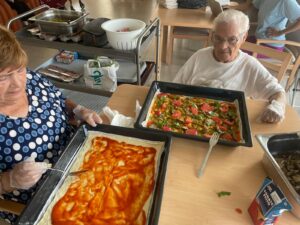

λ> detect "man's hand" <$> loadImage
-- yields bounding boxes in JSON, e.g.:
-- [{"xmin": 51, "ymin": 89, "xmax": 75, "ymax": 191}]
[{"xmin": 266, "ymin": 27, "xmax": 283, "ymax": 37}]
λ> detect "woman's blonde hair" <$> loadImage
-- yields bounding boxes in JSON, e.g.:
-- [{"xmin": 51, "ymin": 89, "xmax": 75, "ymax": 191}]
[{"xmin": 0, "ymin": 25, "xmax": 28, "ymax": 71}]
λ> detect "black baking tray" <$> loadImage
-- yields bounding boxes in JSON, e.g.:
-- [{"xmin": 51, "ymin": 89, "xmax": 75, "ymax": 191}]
[
  {"xmin": 16, "ymin": 124, "xmax": 171, "ymax": 225},
  {"xmin": 135, "ymin": 81, "xmax": 252, "ymax": 147}
]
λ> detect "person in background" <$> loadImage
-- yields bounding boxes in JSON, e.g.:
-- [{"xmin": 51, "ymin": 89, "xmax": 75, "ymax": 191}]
[
  {"xmin": 173, "ymin": 9, "xmax": 286, "ymax": 124},
  {"xmin": 0, "ymin": 25, "xmax": 102, "ymax": 223},
  {"xmin": 5, "ymin": 0, "xmax": 30, "ymax": 15},
  {"xmin": 39, "ymin": 0, "xmax": 67, "ymax": 8},
  {"xmin": 246, "ymin": 0, "xmax": 300, "ymax": 50}
]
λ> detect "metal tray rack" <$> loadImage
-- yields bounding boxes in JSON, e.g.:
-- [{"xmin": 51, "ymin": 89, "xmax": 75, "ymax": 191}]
[
  {"xmin": 16, "ymin": 124, "xmax": 171, "ymax": 225},
  {"xmin": 135, "ymin": 81, "xmax": 253, "ymax": 147}
]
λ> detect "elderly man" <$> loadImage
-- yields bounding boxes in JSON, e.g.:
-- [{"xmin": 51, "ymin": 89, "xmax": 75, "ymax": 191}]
[{"xmin": 173, "ymin": 9, "xmax": 286, "ymax": 124}]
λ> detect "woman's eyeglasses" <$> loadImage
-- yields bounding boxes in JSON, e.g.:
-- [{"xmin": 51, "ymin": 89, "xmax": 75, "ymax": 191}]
[{"xmin": 212, "ymin": 33, "xmax": 244, "ymax": 46}]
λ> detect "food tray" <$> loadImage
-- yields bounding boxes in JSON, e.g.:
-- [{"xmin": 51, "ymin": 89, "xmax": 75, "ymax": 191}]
[
  {"xmin": 28, "ymin": 9, "xmax": 87, "ymax": 35},
  {"xmin": 17, "ymin": 124, "xmax": 171, "ymax": 224},
  {"xmin": 256, "ymin": 133, "xmax": 300, "ymax": 218},
  {"xmin": 34, "ymin": 57, "xmax": 147, "ymax": 83},
  {"xmin": 135, "ymin": 81, "xmax": 252, "ymax": 147}
]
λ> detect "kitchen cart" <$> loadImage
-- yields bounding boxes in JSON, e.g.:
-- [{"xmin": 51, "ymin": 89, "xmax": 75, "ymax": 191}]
[{"xmin": 8, "ymin": 5, "xmax": 160, "ymax": 97}]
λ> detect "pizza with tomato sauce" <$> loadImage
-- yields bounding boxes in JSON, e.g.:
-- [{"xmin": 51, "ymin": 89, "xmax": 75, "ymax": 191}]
[
  {"xmin": 37, "ymin": 131, "xmax": 165, "ymax": 225},
  {"xmin": 145, "ymin": 92, "xmax": 243, "ymax": 142}
]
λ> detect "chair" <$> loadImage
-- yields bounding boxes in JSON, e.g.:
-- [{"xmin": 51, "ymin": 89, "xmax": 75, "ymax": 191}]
[
  {"xmin": 256, "ymin": 39, "xmax": 300, "ymax": 92},
  {"xmin": 241, "ymin": 41, "xmax": 293, "ymax": 88},
  {"xmin": 166, "ymin": 27, "xmax": 212, "ymax": 64},
  {"xmin": 0, "ymin": 0, "xmax": 23, "ymax": 32}
]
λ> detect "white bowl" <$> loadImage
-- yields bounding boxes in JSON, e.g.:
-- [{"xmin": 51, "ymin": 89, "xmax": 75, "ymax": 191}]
[{"xmin": 101, "ymin": 18, "xmax": 146, "ymax": 51}]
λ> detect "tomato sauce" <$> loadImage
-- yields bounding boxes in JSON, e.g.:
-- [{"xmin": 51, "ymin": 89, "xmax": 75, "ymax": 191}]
[{"xmin": 52, "ymin": 136, "xmax": 156, "ymax": 225}]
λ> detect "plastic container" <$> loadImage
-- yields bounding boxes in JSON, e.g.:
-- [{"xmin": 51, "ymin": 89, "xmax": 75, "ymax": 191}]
[{"xmin": 101, "ymin": 18, "xmax": 146, "ymax": 51}]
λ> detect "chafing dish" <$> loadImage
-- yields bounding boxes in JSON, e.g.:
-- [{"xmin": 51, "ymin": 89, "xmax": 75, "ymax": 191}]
[
  {"xmin": 256, "ymin": 132, "xmax": 300, "ymax": 219},
  {"xmin": 28, "ymin": 8, "xmax": 88, "ymax": 35}
]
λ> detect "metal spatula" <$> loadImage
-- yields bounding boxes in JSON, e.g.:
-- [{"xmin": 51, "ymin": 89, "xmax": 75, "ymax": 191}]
[{"xmin": 197, "ymin": 132, "xmax": 220, "ymax": 177}]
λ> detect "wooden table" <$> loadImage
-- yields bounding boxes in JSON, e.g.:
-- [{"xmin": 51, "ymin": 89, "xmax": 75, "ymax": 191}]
[
  {"xmin": 152, "ymin": 6, "xmax": 214, "ymax": 64},
  {"xmin": 152, "ymin": 1, "xmax": 253, "ymax": 65},
  {"xmin": 107, "ymin": 84, "xmax": 300, "ymax": 225}
]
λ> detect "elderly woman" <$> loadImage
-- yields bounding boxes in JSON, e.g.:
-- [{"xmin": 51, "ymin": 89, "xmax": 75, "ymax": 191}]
[
  {"xmin": 173, "ymin": 9, "xmax": 286, "ymax": 124},
  {"xmin": 0, "ymin": 25, "xmax": 102, "ymax": 223}
]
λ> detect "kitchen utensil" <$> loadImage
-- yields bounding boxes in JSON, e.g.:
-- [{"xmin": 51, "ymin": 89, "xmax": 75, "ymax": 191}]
[
  {"xmin": 197, "ymin": 132, "xmax": 220, "ymax": 177},
  {"xmin": 47, "ymin": 167, "xmax": 88, "ymax": 176}
]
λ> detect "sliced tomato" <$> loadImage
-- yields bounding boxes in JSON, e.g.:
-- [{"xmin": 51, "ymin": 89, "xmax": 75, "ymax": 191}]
[
  {"xmin": 224, "ymin": 119, "xmax": 234, "ymax": 126},
  {"xmin": 157, "ymin": 93, "xmax": 167, "ymax": 97},
  {"xmin": 212, "ymin": 116, "xmax": 222, "ymax": 125},
  {"xmin": 185, "ymin": 116, "xmax": 193, "ymax": 124},
  {"xmin": 234, "ymin": 131, "xmax": 242, "ymax": 142},
  {"xmin": 218, "ymin": 125, "xmax": 227, "ymax": 131},
  {"xmin": 172, "ymin": 110, "xmax": 182, "ymax": 119},
  {"xmin": 161, "ymin": 102, "xmax": 167, "ymax": 109},
  {"xmin": 173, "ymin": 99, "xmax": 182, "ymax": 107},
  {"xmin": 190, "ymin": 106, "xmax": 198, "ymax": 115},
  {"xmin": 155, "ymin": 110, "xmax": 162, "ymax": 116},
  {"xmin": 185, "ymin": 129, "xmax": 198, "ymax": 136},
  {"xmin": 222, "ymin": 133, "xmax": 233, "ymax": 141},
  {"xmin": 220, "ymin": 105, "xmax": 229, "ymax": 112},
  {"xmin": 147, "ymin": 120, "xmax": 154, "ymax": 127},
  {"xmin": 201, "ymin": 103, "xmax": 214, "ymax": 112},
  {"xmin": 162, "ymin": 125, "xmax": 172, "ymax": 131}
]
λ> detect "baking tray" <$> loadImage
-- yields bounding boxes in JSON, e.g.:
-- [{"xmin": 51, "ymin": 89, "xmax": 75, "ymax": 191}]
[
  {"xmin": 135, "ymin": 81, "xmax": 252, "ymax": 147},
  {"xmin": 256, "ymin": 133, "xmax": 300, "ymax": 218},
  {"xmin": 34, "ymin": 57, "xmax": 147, "ymax": 83},
  {"xmin": 16, "ymin": 124, "xmax": 171, "ymax": 225}
]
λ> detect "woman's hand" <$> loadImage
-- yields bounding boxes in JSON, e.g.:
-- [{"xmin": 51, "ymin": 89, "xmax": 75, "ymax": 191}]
[
  {"xmin": 1, "ymin": 159, "xmax": 48, "ymax": 193},
  {"xmin": 73, "ymin": 105, "xmax": 102, "ymax": 127},
  {"xmin": 261, "ymin": 100, "xmax": 285, "ymax": 123}
]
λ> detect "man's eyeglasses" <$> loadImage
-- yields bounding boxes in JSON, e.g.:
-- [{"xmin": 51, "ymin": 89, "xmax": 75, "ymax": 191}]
[{"xmin": 212, "ymin": 33, "xmax": 244, "ymax": 46}]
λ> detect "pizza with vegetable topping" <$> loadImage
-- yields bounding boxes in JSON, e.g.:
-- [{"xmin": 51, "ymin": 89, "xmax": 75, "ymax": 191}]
[{"xmin": 144, "ymin": 92, "xmax": 243, "ymax": 142}]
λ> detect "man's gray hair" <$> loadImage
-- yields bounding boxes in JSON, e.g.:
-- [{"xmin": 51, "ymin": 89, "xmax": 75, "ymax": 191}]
[{"xmin": 213, "ymin": 9, "xmax": 250, "ymax": 34}]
